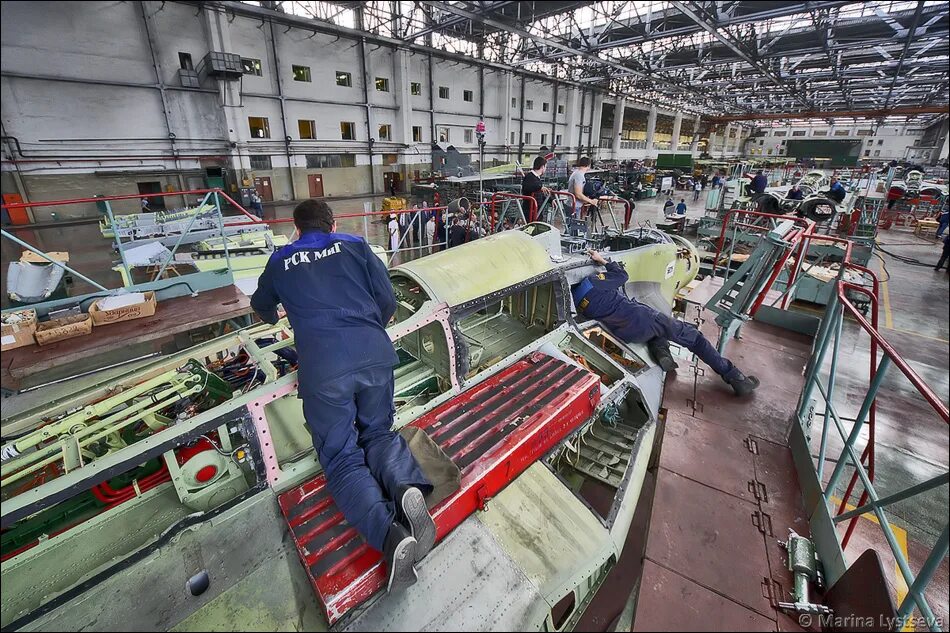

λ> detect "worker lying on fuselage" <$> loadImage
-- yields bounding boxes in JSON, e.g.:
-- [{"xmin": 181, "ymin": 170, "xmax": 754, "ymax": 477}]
[{"xmin": 572, "ymin": 250, "xmax": 760, "ymax": 396}]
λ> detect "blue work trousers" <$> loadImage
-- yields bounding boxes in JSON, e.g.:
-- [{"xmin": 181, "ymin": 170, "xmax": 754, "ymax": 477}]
[
  {"xmin": 605, "ymin": 301, "xmax": 739, "ymax": 381},
  {"xmin": 302, "ymin": 366, "xmax": 431, "ymax": 551}
]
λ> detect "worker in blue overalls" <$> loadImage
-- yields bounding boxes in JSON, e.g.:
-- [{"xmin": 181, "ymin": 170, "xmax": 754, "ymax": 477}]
[
  {"xmin": 572, "ymin": 250, "xmax": 760, "ymax": 396},
  {"xmin": 251, "ymin": 200, "xmax": 434, "ymax": 593}
]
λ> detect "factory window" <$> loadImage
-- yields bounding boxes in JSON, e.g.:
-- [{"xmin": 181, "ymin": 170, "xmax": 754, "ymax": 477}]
[
  {"xmin": 376, "ymin": 77, "xmax": 390, "ymax": 92},
  {"xmin": 378, "ymin": 124, "xmax": 392, "ymax": 141},
  {"xmin": 437, "ymin": 126, "xmax": 450, "ymax": 143},
  {"xmin": 540, "ymin": 133, "xmax": 548, "ymax": 146},
  {"xmin": 558, "ymin": 104, "xmax": 565, "ymax": 115},
  {"xmin": 512, "ymin": 97, "xmax": 517, "ymax": 108},
  {"xmin": 463, "ymin": 90, "xmax": 473, "ymax": 102},
  {"xmin": 867, "ymin": 139, "xmax": 874, "ymax": 144},
  {"xmin": 336, "ymin": 71, "xmax": 352, "ymax": 87},
  {"xmin": 877, "ymin": 139, "xmax": 884, "ymax": 146},
  {"xmin": 838, "ymin": 129, "xmax": 855, "ymax": 136},
  {"xmin": 411, "ymin": 82, "xmax": 421, "ymax": 96},
  {"xmin": 812, "ymin": 130, "xmax": 827, "ymax": 136},
  {"xmin": 298, "ymin": 119, "xmax": 316, "ymax": 139},
  {"xmin": 526, "ymin": 100, "xmax": 534, "ymax": 110},
  {"xmin": 249, "ymin": 155, "xmax": 272, "ymax": 170},
  {"xmin": 864, "ymin": 150, "xmax": 871, "ymax": 157},
  {"xmin": 464, "ymin": 129, "xmax": 473, "ymax": 143},
  {"xmin": 773, "ymin": 130, "xmax": 787, "ymax": 137},
  {"xmin": 383, "ymin": 154, "xmax": 398, "ymax": 166},
  {"xmin": 542, "ymin": 102, "xmax": 549, "ymax": 112},
  {"xmin": 791, "ymin": 130, "xmax": 806, "ymax": 137},
  {"xmin": 412, "ymin": 126, "xmax": 423, "ymax": 142},
  {"xmin": 874, "ymin": 150, "xmax": 881, "ymax": 157},
  {"xmin": 341, "ymin": 121, "xmax": 356, "ymax": 140},
  {"xmin": 248, "ymin": 117, "xmax": 271, "ymax": 138},
  {"xmin": 178, "ymin": 52, "xmax": 193, "ymax": 70},
  {"xmin": 306, "ymin": 154, "xmax": 356, "ymax": 168},
  {"xmin": 511, "ymin": 131, "xmax": 516, "ymax": 145},
  {"xmin": 241, "ymin": 58, "xmax": 262, "ymax": 76},
  {"xmin": 767, "ymin": 149, "xmax": 773, "ymax": 155},
  {"xmin": 555, "ymin": 134, "xmax": 562, "ymax": 145},
  {"xmin": 293, "ymin": 65, "xmax": 311, "ymax": 82},
  {"xmin": 524, "ymin": 132, "xmax": 532, "ymax": 144},
  {"xmin": 439, "ymin": 86, "xmax": 450, "ymax": 99},
  {"xmin": 856, "ymin": 129, "xmax": 873, "ymax": 136}
]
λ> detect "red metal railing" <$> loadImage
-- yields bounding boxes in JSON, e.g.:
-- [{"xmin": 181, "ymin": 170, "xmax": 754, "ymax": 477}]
[
  {"xmin": 0, "ymin": 188, "xmax": 261, "ymax": 224},
  {"xmin": 489, "ymin": 192, "xmax": 538, "ymax": 231},
  {"xmin": 597, "ymin": 196, "xmax": 634, "ymax": 230}
]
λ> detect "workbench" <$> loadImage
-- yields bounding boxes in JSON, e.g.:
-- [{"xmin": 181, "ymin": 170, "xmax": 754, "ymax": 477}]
[{"xmin": 1, "ymin": 286, "xmax": 254, "ymax": 392}]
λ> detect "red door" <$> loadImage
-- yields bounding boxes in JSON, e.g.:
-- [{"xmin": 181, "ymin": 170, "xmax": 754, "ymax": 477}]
[
  {"xmin": 308, "ymin": 174, "xmax": 325, "ymax": 198},
  {"xmin": 253, "ymin": 177, "xmax": 273, "ymax": 202}
]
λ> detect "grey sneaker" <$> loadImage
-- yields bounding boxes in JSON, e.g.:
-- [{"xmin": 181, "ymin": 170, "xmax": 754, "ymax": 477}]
[
  {"xmin": 383, "ymin": 522, "xmax": 418, "ymax": 593},
  {"xmin": 399, "ymin": 486, "xmax": 436, "ymax": 561}
]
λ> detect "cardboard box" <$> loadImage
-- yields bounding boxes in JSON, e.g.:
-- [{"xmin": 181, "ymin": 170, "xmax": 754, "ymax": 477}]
[
  {"xmin": 1, "ymin": 308, "xmax": 37, "ymax": 351},
  {"xmin": 35, "ymin": 313, "xmax": 93, "ymax": 346},
  {"xmin": 89, "ymin": 292, "xmax": 157, "ymax": 326}
]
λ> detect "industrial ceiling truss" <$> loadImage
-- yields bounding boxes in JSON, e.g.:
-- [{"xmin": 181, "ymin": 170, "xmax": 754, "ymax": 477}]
[{"xmin": 258, "ymin": 1, "xmax": 949, "ymax": 122}]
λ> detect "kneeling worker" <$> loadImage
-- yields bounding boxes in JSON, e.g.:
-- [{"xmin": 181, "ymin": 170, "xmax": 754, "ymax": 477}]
[
  {"xmin": 251, "ymin": 199, "xmax": 435, "ymax": 592},
  {"xmin": 573, "ymin": 250, "xmax": 760, "ymax": 396}
]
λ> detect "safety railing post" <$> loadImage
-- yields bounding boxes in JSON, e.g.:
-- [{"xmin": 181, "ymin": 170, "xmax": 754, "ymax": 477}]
[
  {"xmin": 212, "ymin": 191, "xmax": 232, "ymax": 277},
  {"xmin": 797, "ymin": 293, "xmax": 840, "ymax": 421},
  {"xmin": 816, "ymin": 303, "xmax": 844, "ymax": 481},
  {"xmin": 104, "ymin": 200, "xmax": 132, "ymax": 285},
  {"xmin": 152, "ymin": 191, "xmax": 214, "ymax": 283},
  {"xmin": 897, "ymin": 523, "xmax": 949, "ymax": 627},
  {"xmin": 824, "ymin": 355, "xmax": 892, "ymax": 498}
]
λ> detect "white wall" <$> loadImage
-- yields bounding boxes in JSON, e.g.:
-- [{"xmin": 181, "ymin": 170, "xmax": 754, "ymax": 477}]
[{"xmin": 1, "ymin": 0, "xmax": 618, "ymax": 203}]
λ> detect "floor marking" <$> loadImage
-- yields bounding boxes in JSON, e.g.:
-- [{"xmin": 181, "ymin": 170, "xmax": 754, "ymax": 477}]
[
  {"xmin": 830, "ymin": 495, "xmax": 914, "ymax": 631},
  {"xmin": 875, "ymin": 237, "xmax": 895, "ymax": 329},
  {"xmin": 883, "ymin": 326, "xmax": 950, "ymax": 344}
]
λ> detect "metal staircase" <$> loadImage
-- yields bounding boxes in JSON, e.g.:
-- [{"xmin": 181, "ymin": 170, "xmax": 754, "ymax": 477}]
[{"xmin": 705, "ymin": 219, "xmax": 799, "ymax": 353}]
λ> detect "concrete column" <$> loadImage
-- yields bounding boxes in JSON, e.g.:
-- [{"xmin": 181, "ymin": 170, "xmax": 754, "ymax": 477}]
[
  {"xmin": 565, "ymin": 86, "xmax": 581, "ymax": 156},
  {"xmin": 590, "ymin": 93, "xmax": 604, "ymax": 157},
  {"xmin": 646, "ymin": 105, "xmax": 657, "ymax": 153},
  {"xmin": 611, "ymin": 97, "xmax": 626, "ymax": 158},
  {"xmin": 671, "ymin": 112, "xmax": 683, "ymax": 152},
  {"xmin": 503, "ymin": 71, "xmax": 513, "ymax": 155},
  {"xmin": 202, "ymin": 8, "xmax": 247, "ymax": 179},
  {"xmin": 393, "ymin": 48, "xmax": 412, "ymax": 146},
  {"xmin": 690, "ymin": 116, "xmax": 701, "ymax": 153}
]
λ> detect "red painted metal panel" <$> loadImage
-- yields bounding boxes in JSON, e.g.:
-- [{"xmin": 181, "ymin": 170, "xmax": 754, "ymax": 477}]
[{"xmin": 278, "ymin": 352, "xmax": 601, "ymax": 624}]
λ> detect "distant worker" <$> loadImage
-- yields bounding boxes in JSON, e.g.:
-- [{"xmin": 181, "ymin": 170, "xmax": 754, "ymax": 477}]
[
  {"xmin": 141, "ymin": 197, "xmax": 150, "ymax": 213},
  {"xmin": 749, "ymin": 170, "xmax": 768, "ymax": 195},
  {"xmin": 251, "ymin": 200, "xmax": 434, "ymax": 593},
  {"xmin": 787, "ymin": 185, "xmax": 804, "ymax": 201},
  {"xmin": 935, "ymin": 234, "xmax": 950, "ymax": 272},
  {"xmin": 388, "ymin": 213, "xmax": 400, "ymax": 258},
  {"xmin": 568, "ymin": 156, "xmax": 599, "ymax": 218},
  {"xmin": 824, "ymin": 176, "xmax": 847, "ymax": 203},
  {"xmin": 425, "ymin": 213, "xmax": 437, "ymax": 254},
  {"xmin": 447, "ymin": 216, "xmax": 467, "ymax": 248},
  {"xmin": 250, "ymin": 190, "xmax": 265, "ymax": 219},
  {"xmin": 663, "ymin": 196, "xmax": 675, "ymax": 215},
  {"xmin": 389, "ymin": 179, "xmax": 397, "ymax": 197},
  {"xmin": 675, "ymin": 199, "xmax": 688, "ymax": 216},
  {"xmin": 573, "ymin": 250, "xmax": 760, "ymax": 396},
  {"xmin": 937, "ymin": 207, "xmax": 949, "ymax": 238},
  {"xmin": 693, "ymin": 180, "xmax": 703, "ymax": 202},
  {"xmin": 521, "ymin": 156, "xmax": 552, "ymax": 221}
]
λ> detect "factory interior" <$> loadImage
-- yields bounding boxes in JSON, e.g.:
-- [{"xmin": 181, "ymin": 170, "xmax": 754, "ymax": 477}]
[{"xmin": 1, "ymin": 1, "xmax": 949, "ymax": 632}]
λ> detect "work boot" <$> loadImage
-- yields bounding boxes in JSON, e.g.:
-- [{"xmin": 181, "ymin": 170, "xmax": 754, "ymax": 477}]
[
  {"xmin": 647, "ymin": 339, "xmax": 679, "ymax": 372},
  {"xmin": 398, "ymin": 486, "xmax": 436, "ymax": 561},
  {"xmin": 727, "ymin": 371, "xmax": 760, "ymax": 397},
  {"xmin": 383, "ymin": 522, "xmax": 418, "ymax": 593}
]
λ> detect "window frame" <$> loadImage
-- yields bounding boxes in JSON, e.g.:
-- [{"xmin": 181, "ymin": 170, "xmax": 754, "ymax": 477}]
[
  {"xmin": 336, "ymin": 71, "xmax": 352, "ymax": 87},
  {"xmin": 248, "ymin": 116, "xmax": 271, "ymax": 139},
  {"xmin": 375, "ymin": 77, "xmax": 390, "ymax": 92},
  {"xmin": 292, "ymin": 65, "xmax": 311, "ymax": 82},
  {"xmin": 340, "ymin": 121, "xmax": 356, "ymax": 140},
  {"xmin": 439, "ymin": 86, "xmax": 450, "ymax": 100},
  {"xmin": 298, "ymin": 119, "xmax": 316, "ymax": 140},
  {"xmin": 241, "ymin": 57, "xmax": 262, "ymax": 76}
]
